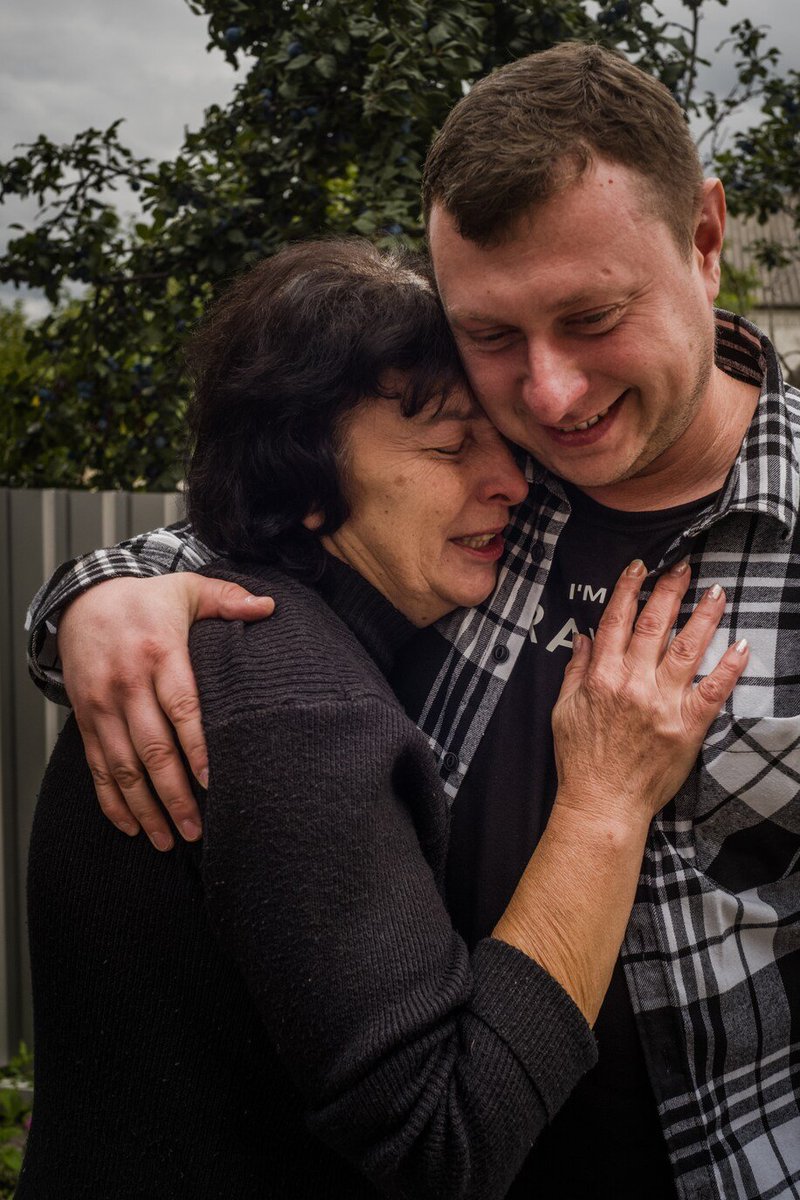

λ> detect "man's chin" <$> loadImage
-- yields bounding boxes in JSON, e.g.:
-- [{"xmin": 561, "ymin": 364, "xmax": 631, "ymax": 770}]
[{"xmin": 533, "ymin": 451, "xmax": 641, "ymax": 491}]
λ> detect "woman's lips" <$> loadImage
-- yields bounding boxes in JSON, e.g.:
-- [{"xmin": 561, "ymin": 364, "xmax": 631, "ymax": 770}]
[{"xmin": 450, "ymin": 531, "xmax": 505, "ymax": 560}]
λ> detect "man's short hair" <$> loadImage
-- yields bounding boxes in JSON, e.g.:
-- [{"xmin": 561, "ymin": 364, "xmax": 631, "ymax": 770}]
[
  {"xmin": 422, "ymin": 41, "xmax": 705, "ymax": 256},
  {"xmin": 185, "ymin": 238, "xmax": 465, "ymax": 574}
]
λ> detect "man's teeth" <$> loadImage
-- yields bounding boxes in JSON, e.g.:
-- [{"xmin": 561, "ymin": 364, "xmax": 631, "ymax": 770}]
[
  {"xmin": 557, "ymin": 405, "xmax": 610, "ymax": 433},
  {"xmin": 456, "ymin": 534, "xmax": 495, "ymax": 549}
]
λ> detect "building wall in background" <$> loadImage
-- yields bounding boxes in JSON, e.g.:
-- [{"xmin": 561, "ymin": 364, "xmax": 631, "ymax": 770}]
[{"xmin": 725, "ymin": 210, "xmax": 800, "ymax": 385}]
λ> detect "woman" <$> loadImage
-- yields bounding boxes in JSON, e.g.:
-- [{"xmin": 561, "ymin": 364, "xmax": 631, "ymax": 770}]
[{"xmin": 19, "ymin": 239, "xmax": 745, "ymax": 1199}]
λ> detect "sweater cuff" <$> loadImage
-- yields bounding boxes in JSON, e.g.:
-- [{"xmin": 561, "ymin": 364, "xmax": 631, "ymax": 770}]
[{"xmin": 470, "ymin": 937, "xmax": 598, "ymax": 1119}]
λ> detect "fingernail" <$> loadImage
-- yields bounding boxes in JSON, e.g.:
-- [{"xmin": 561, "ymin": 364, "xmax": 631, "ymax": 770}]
[
  {"xmin": 151, "ymin": 832, "xmax": 173, "ymax": 852},
  {"xmin": 198, "ymin": 768, "xmax": 209, "ymax": 789},
  {"xmin": 670, "ymin": 557, "xmax": 690, "ymax": 575},
  {"xmin": 627, "ymin": 559, "xmax": 645, "ymax": 577},
  {"xmin": 119, "ymin": 822, "xmax": 138, "ymax": 837},
  {"xmin": 180, "ymin": 819, "xmax": 203, "ymax": 842},
  {"xmin": 735, "ymin": 638, "xmax": 748, "ymax": 654},
  {"xmin": 571, "ymin": 633, "xmax": 582, "ymax": 655},
  {"xmin": 707, "ymin": 583, "xmax": 723, "ymax": 601}
]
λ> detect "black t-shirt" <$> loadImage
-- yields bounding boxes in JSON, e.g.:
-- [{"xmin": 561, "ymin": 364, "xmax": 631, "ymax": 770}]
[{"xmin": 393, "ymin": 483, "xmax": 717, "ymax": 1199}]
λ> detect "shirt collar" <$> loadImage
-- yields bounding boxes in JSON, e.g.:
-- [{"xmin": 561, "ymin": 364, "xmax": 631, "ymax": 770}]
[
  {"xmin": 526, "ymin": 312, "xmax": 799, "ymax": 540},
  {"xmin": 707, "ymin": 311, "xmax": 799, "ymax": 539}
]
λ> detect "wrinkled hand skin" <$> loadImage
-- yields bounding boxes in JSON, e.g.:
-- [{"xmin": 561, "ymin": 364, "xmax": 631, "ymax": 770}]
[
  {"xmin": 552, "ymin": 559, "xmax": 747, "ymax": 831},
  {"xmin": 59, "ymin": 572, "xmax": 275, "ymax": 850},
  {"xmin": 494, "ymin": 558, "xmax": 747, "ymax": 1026}
]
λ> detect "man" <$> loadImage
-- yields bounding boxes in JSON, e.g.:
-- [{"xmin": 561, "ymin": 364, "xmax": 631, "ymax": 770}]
[{"xmin": 26, "ymin": 43, "xmax": 800, "ymax": 1200}]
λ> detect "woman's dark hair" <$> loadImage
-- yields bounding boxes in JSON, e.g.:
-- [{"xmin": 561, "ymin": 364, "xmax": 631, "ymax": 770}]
[{"xmin": 185, "ymin": 237, "xmax": 466, "ymax": 574}]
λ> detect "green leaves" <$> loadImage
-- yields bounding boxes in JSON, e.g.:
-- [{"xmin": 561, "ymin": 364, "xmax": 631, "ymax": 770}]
[
  {"xmin": 0, "ymin": 1043, "xmax": 32, "ymax": 1196},
  {"xmin": 1, "ymin": 0, "xmax": 797, "ymax": 489},
  {"xmin": 315, "ymin": 53, "xmax": 338, "ymax": 80}
]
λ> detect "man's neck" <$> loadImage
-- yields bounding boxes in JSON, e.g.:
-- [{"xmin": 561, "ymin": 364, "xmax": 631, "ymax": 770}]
[{"xmin": 577, "ymin": 369, "xmax": 761, "ymax": 512}]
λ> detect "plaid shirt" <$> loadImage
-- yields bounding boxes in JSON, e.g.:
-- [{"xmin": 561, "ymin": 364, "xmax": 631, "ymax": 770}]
[{"xmin": 26, "ymin": 313, "xmax": 800, "ymax": 1199}]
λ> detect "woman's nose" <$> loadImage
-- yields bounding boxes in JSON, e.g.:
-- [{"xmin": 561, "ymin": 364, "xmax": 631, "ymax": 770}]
[{"xmin": 479, "ymin": 433, "xmax": 528, "ymax": 505}]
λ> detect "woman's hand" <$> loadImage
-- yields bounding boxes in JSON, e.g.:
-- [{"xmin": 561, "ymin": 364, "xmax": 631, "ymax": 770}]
[
  {"xmin": 494, "ymin": 557, "xmax": 748, "ymax": 1026},
  {"xmin": 552, "ymin": 557, "xmax": 748, "ymax": 830}
]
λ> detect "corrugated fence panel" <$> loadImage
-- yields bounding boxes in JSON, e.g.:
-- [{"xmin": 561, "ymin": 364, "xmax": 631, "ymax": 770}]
[
  {"xmin": 0, "ymin": 488, "xmax": 182, "ymax": 1061},
  {"xmin": 0, "ymin": 489, "xmax": 15, "ymax": 1066}
]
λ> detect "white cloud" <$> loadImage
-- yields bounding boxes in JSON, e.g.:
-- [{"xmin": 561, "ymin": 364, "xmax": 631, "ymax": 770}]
[
  {"xmin": 0, "ymin": 0, "xmax": 240, "ymax": 311},
  {"xmin": 655, "ymin": 0, "xmax": 798, "ymax": 152},
  {"xmin": 1, "ymin": 0, "xmax": 238, "ymax": 163}
]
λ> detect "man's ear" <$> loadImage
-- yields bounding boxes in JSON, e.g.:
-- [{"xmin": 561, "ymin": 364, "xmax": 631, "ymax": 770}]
[
  {"xmin": 302, "ymin": 510, "xmax": 324, "ymax": 531},
  {"xmin": 694, "ymin": 178, "xmax": 726, "ymax": 303}
]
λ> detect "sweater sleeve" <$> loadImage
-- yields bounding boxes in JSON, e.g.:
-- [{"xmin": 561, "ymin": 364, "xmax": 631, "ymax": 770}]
[
  {"xmin": 200, "ymin": 694, "xmax": 597, "ymax": 1200},
  {"xmin": 25, "ymin": 520, "xmax": 214, "ymax": 704}
]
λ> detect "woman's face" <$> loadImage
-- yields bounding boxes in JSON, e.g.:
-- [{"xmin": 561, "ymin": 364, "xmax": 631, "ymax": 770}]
[{"xmin": 320, "ymin": 385, "xmax": 529, "ymax": 626}]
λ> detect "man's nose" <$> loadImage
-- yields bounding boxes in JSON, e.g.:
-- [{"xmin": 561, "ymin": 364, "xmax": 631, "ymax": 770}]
[{"xmin": 520, "ymin": 341, "xmax": 590, "ymax": 425}]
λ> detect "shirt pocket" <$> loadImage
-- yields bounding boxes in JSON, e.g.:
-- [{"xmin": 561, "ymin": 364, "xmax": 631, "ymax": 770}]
[{"xmin": 685, "ymin": 714, "xmax": 800, "ymax": 892}]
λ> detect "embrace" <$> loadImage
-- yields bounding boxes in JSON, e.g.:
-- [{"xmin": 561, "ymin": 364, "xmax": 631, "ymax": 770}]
[{"xmin": 20, "ymin": 42, "xmax": 800, "ymax": 1200}]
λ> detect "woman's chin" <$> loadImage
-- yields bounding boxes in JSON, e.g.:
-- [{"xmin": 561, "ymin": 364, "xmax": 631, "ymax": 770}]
[
  {"xmin": 441, "ymin": 569, "xmax": 501, "ymax": 616},
  {"xmin": 380, "ymin": 560, "xmax": 501, "ymax": 627}
]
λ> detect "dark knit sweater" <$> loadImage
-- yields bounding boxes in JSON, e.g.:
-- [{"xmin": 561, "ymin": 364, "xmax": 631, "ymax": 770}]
[{"xmin": 20, "ymin": 556, "xmax": 596, "ymax": 1200}]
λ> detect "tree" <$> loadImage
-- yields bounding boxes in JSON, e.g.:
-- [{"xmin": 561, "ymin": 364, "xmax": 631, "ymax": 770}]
[
  {"xmin": 1, "ymin": 0, "xmax": 798, "ymax": 489},
  {"xmin": 0, "ymin": 302, "xmax": 52, "ymax": 484}
]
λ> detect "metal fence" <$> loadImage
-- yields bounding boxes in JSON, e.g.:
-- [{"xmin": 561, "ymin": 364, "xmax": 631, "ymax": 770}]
[{"xmin": 0, "ymin": 487, "xmax": 183, "ymax": 1062}]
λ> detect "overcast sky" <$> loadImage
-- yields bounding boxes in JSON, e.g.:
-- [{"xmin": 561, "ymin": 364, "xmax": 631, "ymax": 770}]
[
  {"xmin": 1, "ymin": 0, "xmax": 235, "ymax": 313},
  {"xmin": 1, "ymin": 0, "xmax": 797, "ymax": 315}
]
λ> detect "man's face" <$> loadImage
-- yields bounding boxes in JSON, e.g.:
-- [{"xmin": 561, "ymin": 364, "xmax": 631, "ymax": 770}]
[{"xmin": 428, "ymin": 160, "xmax": 724, "ymax": 504}]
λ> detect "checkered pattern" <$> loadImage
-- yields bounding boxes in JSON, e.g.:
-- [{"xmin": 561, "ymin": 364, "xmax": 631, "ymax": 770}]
[
  {"xmin": 26, "ymin": 313, "xmax": 800, "ymax": 1198},
  {"xmin": 27, "ymin": 523, "xmax": 213, "ymax": 704}
]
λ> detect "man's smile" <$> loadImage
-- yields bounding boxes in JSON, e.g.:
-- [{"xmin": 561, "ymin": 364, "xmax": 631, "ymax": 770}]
[
  {"xmin": 543, "ymin": 393, "xmax": 627, "ymax": 447},
  {"xmin": 554, "ymin": 403, "xmax": 611, "ymax": 433}
]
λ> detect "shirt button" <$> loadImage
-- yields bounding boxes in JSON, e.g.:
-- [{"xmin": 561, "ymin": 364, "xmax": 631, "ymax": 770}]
[
  {"xmin": 443, "ymin": 752, "xmax": 460, "ymax": 773},
  {"xmin": 492, "ymin": 644, "xmax": 509, "ymax": 663},
  {"xmin": 531, "ymin": 542, "xmax": 545, "ymax": 564}
]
